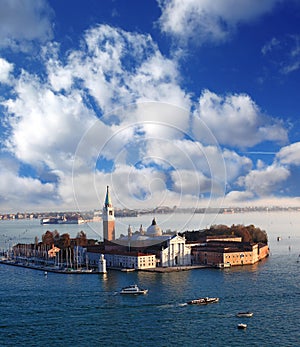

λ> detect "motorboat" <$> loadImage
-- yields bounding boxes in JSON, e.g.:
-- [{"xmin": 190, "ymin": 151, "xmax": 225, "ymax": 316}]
[
  {"xmin": 236, "ymin": 311, "xmax": 253, "ymax": 318},
  {"xmin": 120, "ymin": 284, "xmax": 148, "ymax": 295},
  {"xmin": 187, "ymin": 297, "xmax": 219, "ymax": 305},
  {"xmin": 215, "ymin": 262, "xmax": 231, "ymax": 268},
  {"xmin": 237, "ymin": 323, "xmax": 247, "ymax": 329}
]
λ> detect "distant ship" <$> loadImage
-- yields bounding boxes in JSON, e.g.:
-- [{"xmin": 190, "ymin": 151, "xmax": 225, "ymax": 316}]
[{"xmin": 40, "ymin": 216, "xmax": 85, "ymax": 225}]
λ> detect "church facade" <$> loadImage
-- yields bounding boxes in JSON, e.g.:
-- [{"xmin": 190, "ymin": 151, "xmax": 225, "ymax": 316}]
[{"xmin": 160, "ymin": 235, "xmax": 191, "ymax": 267}]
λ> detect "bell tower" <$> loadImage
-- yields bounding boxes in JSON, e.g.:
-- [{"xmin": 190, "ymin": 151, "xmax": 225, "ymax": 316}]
[{"xmin": 102, "ymin": 185, "xmax": 115, "ymax": 242}]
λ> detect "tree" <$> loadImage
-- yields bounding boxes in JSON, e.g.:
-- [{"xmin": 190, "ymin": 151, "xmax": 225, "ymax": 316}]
[
  {"xmin": 42, "ymin": 231, "xmax": 54, "ymax": 246},
  {"xmin": 58, "ymin": 233, "xmax": 71, "ymax": 248},
  {"xmin": 76, "ymin": 231, "xmax": 87, "ymax": 246}
]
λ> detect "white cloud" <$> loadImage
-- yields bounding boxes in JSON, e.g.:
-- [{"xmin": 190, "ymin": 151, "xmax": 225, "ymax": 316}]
[
  {"xmin": 0, "ymin": 58, "xmax": 14, "ymax": 84},
  {"xmin": 0, "ymin": 19, "xmax": 293, "ymax": 212},
  {"xmin": 0, "ymin": 0, "xmax": 53, "ymax": 50},
  {"xmin": 158, "ymin": 0, "xmax": 282, "ymax": 45},
  {"xmin": 193, "ymin": 89, "xmax": 288, "ymax": 148},
  {"xmin": 43, "ymin": 25, "xmax": 191, "ymax": 117},
  {"xmin": 276, "ymin": 142, "xmax": 300, "ymax": 165},
  {"xmin": 237, "ymin": 164, "xmax": 290, "ymax": 196},
  {"xmin": 69, "ymin": 25, "xmax": 190, "ymax": 113},
  {"xmin": 222, "ymin": 149, "xmax": 252, "ymax": 183},
  {"xmin": 0, "ymin": 157, "xmax": 58, "ymax": 211},
  {"xmin": 145, "ymin": 138, "xmax": 225, "ymax": 178},
  {"xmin": 1, "ymin": 24, "xmax": 194, "ymax": 211},
  {"xmin": 225, "ymin": 190, "xmax": 255, "ymax": 203},
  {"xmin": 171, "ymin": 169, "xmax": 212, "ymax": 195},
  {"xmin": 72, "ymin": 165, "xmax": 169, "ymax": 211},
  {"xmin": 2, "ymin": 70, "xmax": 97, "ymax": 173}
]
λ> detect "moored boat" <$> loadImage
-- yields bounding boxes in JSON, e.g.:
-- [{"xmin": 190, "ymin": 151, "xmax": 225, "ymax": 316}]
[
  {"xmin": 187, "ymin": 297, "xmax": 219, "ymax": 305},
  {"xmin": 120, "ymin": 284, "xmax": 148, "ymax": 295},
  {"xmin": 215, "ymin": 262, "xmax": 231, "ymax": 268},
  {"xmin": 121, "ymin": 268, "xmax": 135, "ymax": 272},
  {"xmin": 236, "ymin": 311, "xmax": 253, "ymax": 317}
]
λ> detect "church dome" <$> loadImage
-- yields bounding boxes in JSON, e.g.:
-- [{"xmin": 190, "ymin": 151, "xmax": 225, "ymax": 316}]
[{"xmin": 146, "ymin": 218, "xmax": 162, "ymax": 237}]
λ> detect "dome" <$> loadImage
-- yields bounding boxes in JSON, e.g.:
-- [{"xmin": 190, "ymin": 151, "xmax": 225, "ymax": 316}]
[{"xmin": 146, "ymin": 218, "xmax": 162, "ymax": 237}]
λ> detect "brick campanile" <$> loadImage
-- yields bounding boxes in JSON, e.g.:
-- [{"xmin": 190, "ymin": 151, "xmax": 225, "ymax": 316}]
[{"xmin": 102, "ymin": 185, "xmax": 115, "ymax": 242}]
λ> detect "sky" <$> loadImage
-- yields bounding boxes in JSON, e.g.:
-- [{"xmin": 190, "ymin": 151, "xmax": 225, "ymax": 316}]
[{"xmin": 0, "ymin": 0, "xmax": 300, "ymax": 213}]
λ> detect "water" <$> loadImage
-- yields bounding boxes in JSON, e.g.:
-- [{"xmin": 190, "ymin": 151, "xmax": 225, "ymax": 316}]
[{"xmin": 0, "ymin": 212, "xmax": 300, "ymax": 346}]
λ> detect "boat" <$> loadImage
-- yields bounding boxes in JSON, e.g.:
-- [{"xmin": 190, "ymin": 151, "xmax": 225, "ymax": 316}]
[
  {"xmin": 237, "ymin": 323, "xmax": 247, "ymax": 329},
  {"xmin": 120, "ymin": 284, "xmax": 148, "ymax": 295},
  {"xmin": 121, "ymin": 268, "xmax": 135, "ymax": 272},
  {"xmin": 216, "ymin": 263, "xmax": 231, "ymax": 268},
  {"xmin": 40, "ymin": 216, "xmax": 85, "ymax": 225},
  {"xmin": 236, "ymin": 311, "xmax": 253, "ymax": 318},
  {"xmin": 187, "ymin": 297, "xmax": 219, "ymax": 305}
]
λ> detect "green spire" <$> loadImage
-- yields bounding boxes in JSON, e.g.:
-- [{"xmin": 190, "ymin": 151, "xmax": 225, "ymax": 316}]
[{"xmin": 104, "ymin": 185, "xmax": 112, "ymax": 207}]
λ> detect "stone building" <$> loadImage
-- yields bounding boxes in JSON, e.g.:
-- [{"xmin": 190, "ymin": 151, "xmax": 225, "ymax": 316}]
[{"xmin": 192, "ymin": 240, "xmax": 269, "ymax": 267}]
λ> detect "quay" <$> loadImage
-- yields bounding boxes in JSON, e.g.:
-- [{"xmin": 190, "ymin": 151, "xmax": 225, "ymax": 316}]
[
  {"xmin": 0, "ymin": 259, "xmax": 103, "ymax": 274},
  {"xmin": 0, "ymin": 258, "xmax": 210, "ymax": 274}
]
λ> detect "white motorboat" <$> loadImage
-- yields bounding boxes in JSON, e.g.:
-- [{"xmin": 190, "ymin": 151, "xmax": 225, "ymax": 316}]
[
  {"xmin": 187, "ymin": 297, "xmax": 219, "ymax": 305},
  {"xmin": 237, "ymin": 323, "xmax": 247, "ymax": 329},
  {"xmin": 236, "ymin": 311, "xmax": 253, "ymax": 318},
  {"xmin": 120, "ymin": 284, "xmax": 148, "ymax": 295}
]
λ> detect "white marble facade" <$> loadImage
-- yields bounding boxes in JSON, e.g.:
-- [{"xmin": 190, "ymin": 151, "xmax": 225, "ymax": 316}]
[{"xmin": 160, "ymin": 234, "xmax": 191, "ymax": 267}]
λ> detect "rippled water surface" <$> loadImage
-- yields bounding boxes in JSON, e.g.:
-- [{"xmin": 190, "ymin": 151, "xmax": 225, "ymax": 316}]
[{"xmin": 0, "ymin": 212, "xmax": 300, "ymax": 346}]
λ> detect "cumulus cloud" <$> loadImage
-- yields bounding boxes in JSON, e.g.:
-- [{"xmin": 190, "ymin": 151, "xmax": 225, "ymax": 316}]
[
  {"xmin": 225, "ymin": 190, "xmax": 255, "ymax": 203},
  {"xmin": 2, "ymin": 71, "xmax": 97, "ymax": 174},
  {"xmin": 0, "ymin": 19, "xmax": 292, "ymax": 211},
  {"xmin": 44, "ymin": 25, "xmax": 190, "ymax": 115},
  {"xmin": 193, "ymin": 89, "xmax": 288, "ymax": 148},
  {"xmin": 0, "ymin": 0, "xmax": 53, "ymax": 50},
  {"xmin": 237, "ymin": 164, "xmax": 290, "ymax": 196},
  {"xmin": 276, "ymin": 142, "xmax": 300, "ymax": 165},
  {"xmin": 158, "ymin": 0, "xmax": 282, "ymax": 45},
  {"xmin": 0, "ymin": 157, "xmax": 58, "ymax": 211},
  {"xmin": 171, "ymin": 169, "xmax": 212, "ymax": 195},
  {"xmin": 0, "ymin": 58, "xmax": 14, "ymax": 84},
  {"xmin": 1, "ymin": 24, "xmax": 194, "ymax": 210},
  {"xmin": 222, "ymin": 149, "xmax": 252, "ymax": 183},
  {"xmin": 145, "ymin": 138, "xmax": 226, "ymax": 185}
]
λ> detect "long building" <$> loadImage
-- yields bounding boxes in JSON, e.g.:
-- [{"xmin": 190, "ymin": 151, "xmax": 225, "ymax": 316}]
[{"xmin": 191, "ymin": 239, "xmax": 269, "ymax": 267}]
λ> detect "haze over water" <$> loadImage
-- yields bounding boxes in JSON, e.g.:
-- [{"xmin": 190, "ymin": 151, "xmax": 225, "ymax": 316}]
[{"xmin": 0, "ymin": 211, "xmax": 299, "ymax": 346}]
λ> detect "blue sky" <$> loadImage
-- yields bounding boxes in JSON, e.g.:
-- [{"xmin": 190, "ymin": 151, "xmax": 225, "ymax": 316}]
[{"xmin": 0, "ymin": 0, "xmax": 300, "ymax": 212}]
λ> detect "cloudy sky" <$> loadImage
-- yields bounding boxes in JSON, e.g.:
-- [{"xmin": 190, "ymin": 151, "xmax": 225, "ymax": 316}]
[{"xmin": 0, "ymin": 0, "xmax": 300, "ymax": 213}]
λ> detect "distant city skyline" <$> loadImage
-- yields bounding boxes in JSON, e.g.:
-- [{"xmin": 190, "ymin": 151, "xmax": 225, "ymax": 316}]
[{"xmin": 1, "ymin": 1, "xmax": 300, "ymax": 213}]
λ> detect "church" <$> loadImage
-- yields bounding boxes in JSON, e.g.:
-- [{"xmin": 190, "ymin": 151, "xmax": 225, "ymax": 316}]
[{"xmin": 86, "ymin": 186, "xmax": 191, "ymax": 270}]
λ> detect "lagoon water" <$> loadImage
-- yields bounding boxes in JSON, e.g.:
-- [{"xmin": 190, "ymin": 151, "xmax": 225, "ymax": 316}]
[{"xmin": 0, "ymin": 212, "xmax": 300, "ymax": 346}]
